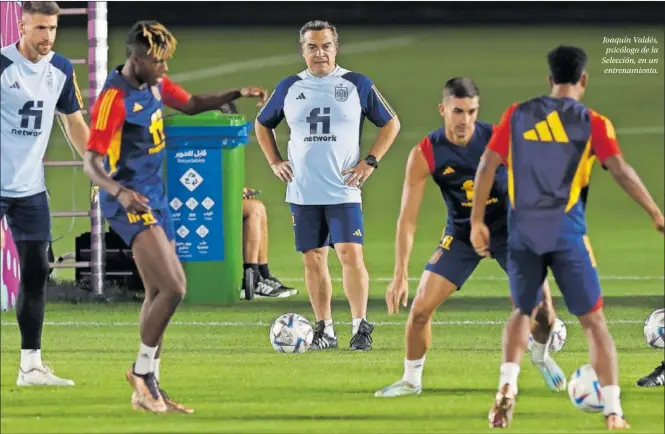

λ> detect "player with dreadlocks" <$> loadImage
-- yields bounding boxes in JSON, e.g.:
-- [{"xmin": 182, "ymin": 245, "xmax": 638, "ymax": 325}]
[{"xmin": 83, "ymin": 21, "xmax": 268, "ymax": 414}]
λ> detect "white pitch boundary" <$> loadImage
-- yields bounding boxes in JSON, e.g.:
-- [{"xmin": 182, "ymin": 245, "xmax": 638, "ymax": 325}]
[
  {"xmin": 0, "ymin": 319, "xmax": 643, "ymax": 327},
  {"xmin": 278, "ymin": 276, "xmax": 664, "ymax": 282}
]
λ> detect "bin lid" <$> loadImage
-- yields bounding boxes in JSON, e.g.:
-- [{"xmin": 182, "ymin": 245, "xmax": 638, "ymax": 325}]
[{"xmin": 164, "ymin": 111, "xmax": 246, "ymax": 127}]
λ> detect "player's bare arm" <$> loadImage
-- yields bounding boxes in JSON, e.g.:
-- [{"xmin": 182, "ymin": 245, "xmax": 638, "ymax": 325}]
[
  {"xmin": 254, "ymin": 120, "xmax": 293, "ymax": 183},
  {"xmin": 82, "ymin": 151, "xmax": 150, "ymax": 214},
  {"xmin": 602, "ymin": 155, "xmax": 664, "ymax": 233},
  {"xmin": 343, "ymin": 116, "xmax": 401, "ymax": 188},
  {"xmin": 59, "ymin": 111, "xmax": 90, "ymax": 158},
  {"xmin": 387, "ymin": 143, "xmax": 428, "ymax": 314},
  {"xmin": 171, "ymin": 87, "xmax": 269, "ymax": 115},
  {"xmin": 470, "ymin": 148, "xmax": 502, "ymax": 257}
]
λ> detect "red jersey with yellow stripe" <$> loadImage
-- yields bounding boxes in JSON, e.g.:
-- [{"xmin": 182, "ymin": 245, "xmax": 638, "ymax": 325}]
[
  {"xmin": 488, "ymin": 96, "xmax": 621, "ymax": 253},
  {"xmin": 87, "ymin": 67, "xmax": 190, "ymax": 216}
]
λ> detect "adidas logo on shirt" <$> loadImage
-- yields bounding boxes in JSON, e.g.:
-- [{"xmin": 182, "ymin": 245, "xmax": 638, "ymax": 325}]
[
  {"xmin": 523, "ymin": 111, "xmax": 569, "ymax": 143},
  {"xmin": 296, "ymin": 93, "xmax": 306, "ymax": 100},
  {"xmin": 9, "ymin": 82, "xmax": 20, "ymax": 89}
]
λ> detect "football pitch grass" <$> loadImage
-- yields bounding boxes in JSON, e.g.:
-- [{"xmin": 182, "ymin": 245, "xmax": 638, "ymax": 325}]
[{"xmin": 1, "ymin": 26, "xmax": 664, "ymax": 433}]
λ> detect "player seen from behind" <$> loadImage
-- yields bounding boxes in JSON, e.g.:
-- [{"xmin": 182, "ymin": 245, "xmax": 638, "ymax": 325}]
[{"xmin": 471, "ymin": 45, "xmax": 664, "ymax": 430}]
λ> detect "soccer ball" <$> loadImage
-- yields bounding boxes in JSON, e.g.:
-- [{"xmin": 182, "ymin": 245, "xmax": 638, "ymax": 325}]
[
  {"xmin": 567, "ymin": 364, "xmax": 604, "ymax": 413},
  {"xmin": 527, "ymin": 317, "xmax": 567, "ymax": 353},
  {"xmin": 643, "ymin": 308, "xmax": 664, "ymax": 349},
  {"xmin": 269, "ymin": 313, "xmax": 314, "ymax": 353}
]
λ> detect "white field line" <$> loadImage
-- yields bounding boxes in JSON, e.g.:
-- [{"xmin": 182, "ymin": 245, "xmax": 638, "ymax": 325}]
[
  {"xmin": 81, "ymin": 35, "xmax": 418, "ymax": 97},
  {"xmin": 0, "ymin": 319, "xmax": 643, "ymax": 327},
  {"xmin": 278, "ymin": 276, "xmax": 664, "ymax": 282}
]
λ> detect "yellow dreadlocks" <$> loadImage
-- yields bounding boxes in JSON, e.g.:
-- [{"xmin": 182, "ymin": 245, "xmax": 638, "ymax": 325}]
[{"xmin": 141, "ymin": 22, "xmax": 177, "ymax": 61}]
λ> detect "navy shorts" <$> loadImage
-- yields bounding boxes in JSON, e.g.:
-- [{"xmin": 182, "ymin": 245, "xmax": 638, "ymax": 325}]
[
  {"xmin": 105, "ymin": 206, "xmax": 175, "ymax": 248},
  {"xmin": 425, "ymin": 230, "xmax": 509, "ymax": 290},
  {"xmin": 290, "ymin": 203, "xmax": 363, "ymax": 252},
  {"xmin": 0, "ymin": 192, "xmax": 51, "ymax": 242},
  {"xmin": 508, "ymin": 235, "xmax": 602, "ymax": 316}
]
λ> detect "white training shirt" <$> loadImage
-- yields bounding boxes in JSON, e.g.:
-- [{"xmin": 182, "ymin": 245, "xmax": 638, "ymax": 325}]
[
  {"xmin": 0, "ymin": 43, "xmax": 82, "ymax": 198},
  {"xmin": 256, "ymin": 65, "xmax": 396, "ymax": 205}
]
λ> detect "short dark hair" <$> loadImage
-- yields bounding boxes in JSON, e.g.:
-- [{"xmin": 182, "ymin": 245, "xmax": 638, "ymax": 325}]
[
  {"xmin": 22, "ymin": 1, "xmax": 60, "ymax": 16},
  {"xmin": 547, "ymin": 45, "xmax": 588, "ymax": 85},
  {"xmin": 126, "ymin": 20, "xmax": 177, "ymax": 60},
  {"xmin": 443, "ymin": 77, "xmax": 479, "ymax": 100},
  {"xmin": 298, "ymin": 20, "xmax": 339, "ymax": 51}
]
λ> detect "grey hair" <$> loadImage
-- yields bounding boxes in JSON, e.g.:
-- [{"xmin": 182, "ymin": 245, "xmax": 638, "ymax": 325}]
[{"xmin": 298, "ymin": 20, "xmax": 339, "ymax": 51}]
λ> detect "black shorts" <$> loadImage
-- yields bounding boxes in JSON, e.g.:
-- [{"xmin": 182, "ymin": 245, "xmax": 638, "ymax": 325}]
[{"xmin": 0, "ymin": 192, "xmax": 51, "ymax": 242}]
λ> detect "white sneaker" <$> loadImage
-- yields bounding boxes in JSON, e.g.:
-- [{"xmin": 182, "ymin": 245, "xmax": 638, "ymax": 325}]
[
  {"xmin": 375, "ymin": 379, "xmax": 422, "ymax": 397},
  {"xmin": 17, "ymin": 364, "xmax": 75, "ymax": 387}
]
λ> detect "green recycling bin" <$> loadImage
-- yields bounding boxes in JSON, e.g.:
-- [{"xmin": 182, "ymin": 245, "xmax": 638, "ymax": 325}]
[{"xmin": 164, "ymin": 111, "xmax": 251, "ymax": 304}]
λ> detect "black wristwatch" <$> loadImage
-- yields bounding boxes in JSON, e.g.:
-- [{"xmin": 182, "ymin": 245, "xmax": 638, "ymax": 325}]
[{"xmin": 365, "ymin": 155, "xmax": 379, "ymax": 169}]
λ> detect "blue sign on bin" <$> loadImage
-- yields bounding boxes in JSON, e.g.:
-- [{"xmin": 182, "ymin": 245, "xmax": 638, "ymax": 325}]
[
  {"xmin": 165, "ymin": 123, "xmax": 251, "ymax": 263},
  {"xmin": 166, "ymin": 145, "xmax": 225, "ymax": 262}
]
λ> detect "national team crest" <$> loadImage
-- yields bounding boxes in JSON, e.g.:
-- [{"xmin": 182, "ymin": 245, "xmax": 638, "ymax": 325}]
[{"xmin": 335, "ymin": 84, "xmax": 348, "ymax": 102}]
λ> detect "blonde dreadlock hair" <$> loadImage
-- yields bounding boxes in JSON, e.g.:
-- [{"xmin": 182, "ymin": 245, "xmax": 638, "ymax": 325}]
[{"xmin": 126, "ymin": 20, "xmax": 177, "ymax": 61}]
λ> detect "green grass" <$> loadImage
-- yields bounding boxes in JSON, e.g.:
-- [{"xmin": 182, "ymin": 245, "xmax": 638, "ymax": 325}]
[{"xmin": 1, "ymin": 26, "xmax": 664, "ymax": 433}]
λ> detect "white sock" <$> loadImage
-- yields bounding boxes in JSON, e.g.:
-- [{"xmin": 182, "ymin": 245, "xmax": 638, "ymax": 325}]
[
  {"xmin": 499, "ymin": 362, "xmax": 521, "ymax": 395},
  {"xmin": 352, "ymin": 318, "xmax": 365, "ymax": 335},
  {"xmin": 402, "ymin": 357, "xmax": 425, "ymax": 386},
  {"xmin": 153, "ymin": 358, "xmax": 161, "ymax": 383},
  {"xmin": 530, "ymin": 338, "xmax": 550, "ymax": 363},
  {"xmin": 323, "ymin": 319, "xmax": 335, "ymax": 337},
  {"xmin": 601, "ymin": 385, "xmax": 623, "ymax": 417},
  {"xmin": 20, "ymin": 349, "xmax": 42, "ymax": 370},
  {"xmin": 133, "ymin": 342, "xmax": 158, "ymax": 375}
]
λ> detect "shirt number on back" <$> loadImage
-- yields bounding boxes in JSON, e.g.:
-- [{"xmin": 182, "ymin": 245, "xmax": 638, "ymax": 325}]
[{"xmin": 149, "ymin": 108, "xmax": 165, "ymax": 146}]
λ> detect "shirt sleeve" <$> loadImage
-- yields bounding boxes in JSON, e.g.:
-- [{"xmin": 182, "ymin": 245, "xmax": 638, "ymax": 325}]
[
  {"xmin": 589, "ymin": 110, "xmax": 622, "ymax": 164},
  {"xmin": 57, "ymin": 66, "xmax": 84, "ymax": 114},
  {"xmin": 87, "ymin": 88, "xmax": 126, "ymax": 155},
  {"xmin": 256, "ymin": 76, "xmax": 300, "ymax": 129},
  {"xmin": 346, "ymin": 73, "xmax": 395, "ymax": 128},
  {"xmin": 418, "ymin": 135, "xmax": 435, "ymax": 174},
  {"xmin": 487, "ymin": 103, "xmax": 518, "ymax": 160},
  {"xmin": 161, "ymin": 76, "xmax": 191, "ymax": 109}
]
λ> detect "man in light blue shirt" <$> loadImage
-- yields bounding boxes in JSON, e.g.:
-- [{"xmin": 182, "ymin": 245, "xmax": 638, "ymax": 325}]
[
  {"xmin": 1, "ymin": 1, "xmax": 90, "ymax": 387},
  {"xmin": 255, "ymin": 20, "xmax": 401, "ymax": 351}
]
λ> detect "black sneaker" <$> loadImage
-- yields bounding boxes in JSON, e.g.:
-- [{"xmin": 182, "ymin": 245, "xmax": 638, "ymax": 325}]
[
  {"xmin": 349, "ymin": 319, "xmax": 374, "ymax": 351},
  {"xmin": 636, "ymin": 361, "xmax": 665, "ymax": 387},
  {"xmin": 254, "ymin": 278, "xmax": 292, "ymax": 298},
  {"xmin": 310, "ymin": 320, "xmax": 338, "ymax": 350},
  {"xmin": 263, "ymin": 275, "xmax": 298, "ymax": 296}
]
